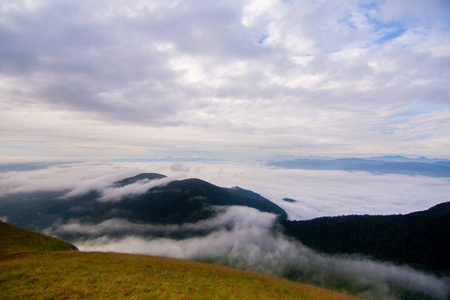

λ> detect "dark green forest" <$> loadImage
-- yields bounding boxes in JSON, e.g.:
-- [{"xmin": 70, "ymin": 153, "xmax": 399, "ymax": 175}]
[{"xmin": 280, "ymin": 202, "xmax": 450, "ymax": 274}]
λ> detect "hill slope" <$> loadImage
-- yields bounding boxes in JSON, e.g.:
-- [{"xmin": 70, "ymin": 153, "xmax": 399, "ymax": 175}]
[
  {"xmin": 0, "ymin": 251, "xmax": 360, "ymax": 300},
  {"xmin": 0, "ymin": 221, "xmax": 77, "ymax": 256},
  {"xmin": 280, "ymin": 202, "xmax": 450, "ymax": 273}
]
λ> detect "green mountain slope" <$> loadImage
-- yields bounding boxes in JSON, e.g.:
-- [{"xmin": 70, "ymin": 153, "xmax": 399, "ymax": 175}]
[
  {"xmin": 0, "ymin": 221, "xmax": 77, "ymax": 256},
  {"xmin": 280, "ymin": 202, "xmax": 450, "ymax": 273}
]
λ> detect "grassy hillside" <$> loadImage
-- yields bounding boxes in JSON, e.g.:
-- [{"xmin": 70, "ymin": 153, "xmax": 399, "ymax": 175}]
[
  {"xmin": 0, "ymin": 221, "xmax": 77, "ymax": 256},
  {"xmin": 0, "ymin": 251, "xmax": 359, "ymax": 299},
  {"xmin": 0, "ymin": 220, "xmax": 359, "ymax": 299}
]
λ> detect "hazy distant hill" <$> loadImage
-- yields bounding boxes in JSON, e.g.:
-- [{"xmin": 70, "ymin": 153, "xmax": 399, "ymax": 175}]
[
  {"xmin": 280, "ymin": 202, "xmax": 450, "ymax": 273},
  {"xmin": 0, "ymin": 173, "xmax": 287, "ymax": 240},
  {"xmin": 268, "ymin": 157, "xmax": 450, "ymax": 177}
]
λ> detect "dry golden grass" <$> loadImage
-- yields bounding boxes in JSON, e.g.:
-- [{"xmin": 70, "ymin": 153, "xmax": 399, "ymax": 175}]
[{"xmin": 0, "ymin": 251, "xmax": 360, "ymax": 300}]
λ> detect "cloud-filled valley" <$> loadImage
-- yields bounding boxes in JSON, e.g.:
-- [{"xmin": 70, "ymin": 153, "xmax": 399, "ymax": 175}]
[
  {"xmin": 1, "ymin": 161, "xmax": 449, "ymax": 299},
  {"xmin": 74, "ymin": 209, "xmax": 449, "ymax": 300},
  {"xmin": 2, "ymin": 161, "xmax": 450, "ymax": 219},
  {"xmin": 4, "ymin": 158, "xmax": 444, "ymax": 212}
]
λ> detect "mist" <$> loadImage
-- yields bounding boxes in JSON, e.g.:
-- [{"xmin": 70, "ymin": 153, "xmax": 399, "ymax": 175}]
[
  {"xmin": 74, "ymin": 206, "xmax": 449, "ymax": 299},
  {"xmin": 98, "ymin": 177, "xmax": 175, "ymax": 202}
]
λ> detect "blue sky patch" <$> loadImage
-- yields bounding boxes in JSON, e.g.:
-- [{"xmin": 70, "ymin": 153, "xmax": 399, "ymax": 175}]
[
  {"xmin": 368, "ymin": 15, "xmax": 406, "ymax": 44},
  {"xmin": 258, "ymin": 33, "xmax": 268, "ymax": 44},
  {"xmin": 375, "ymin": 26, "xmax": 406, "ymax": 44}
]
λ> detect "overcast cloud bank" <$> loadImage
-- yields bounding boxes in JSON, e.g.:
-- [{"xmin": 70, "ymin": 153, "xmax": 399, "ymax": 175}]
[{"xmin": 0, "ymin": 0, "xmax": 449, "ymax": 160}]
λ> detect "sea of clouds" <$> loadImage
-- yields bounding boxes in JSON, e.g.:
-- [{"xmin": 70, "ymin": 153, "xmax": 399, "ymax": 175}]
[
  {"xmin": 2, "ymin": 161, "xmax": 449, "ymax": 219},
  {"xmin": 1, "ymin": 161, "xmax": 449, "ymax": 299}
]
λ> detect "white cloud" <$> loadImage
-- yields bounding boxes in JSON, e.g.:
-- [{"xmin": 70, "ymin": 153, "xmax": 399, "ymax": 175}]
[
  {"xmin": 0, "ymin": 163, "xmax": 139, "ymax": 197},
  {"xmin": 98, "ymin": 177, "xmax": 175, "ymax": 202}
]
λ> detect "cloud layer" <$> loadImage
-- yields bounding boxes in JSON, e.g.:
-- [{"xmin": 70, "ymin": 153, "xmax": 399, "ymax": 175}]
[
  {"xmin": 1, "ymin": 161, "xmax": 449, "ymax": 220},
  {"xmin": 0, "ymin": 0, "xmax": 449, "ymax": 160}
]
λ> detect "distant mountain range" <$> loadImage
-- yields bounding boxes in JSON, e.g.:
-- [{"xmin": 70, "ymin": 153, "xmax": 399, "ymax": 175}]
[
  {"xmin": 267, "ymin": 157, "xmax": 450, "ymax": 177},
  {"xmin": 368, "ymin": 155, "xmax": 449, "ymax": 163}
]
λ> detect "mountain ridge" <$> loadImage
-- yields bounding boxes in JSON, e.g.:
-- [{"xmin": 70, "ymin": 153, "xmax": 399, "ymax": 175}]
[
  {"xmin": 280, "ymin": 202, "xmax": 450, "ymax": 273},
  {"xmin": 0, "ymin": 173, "xmax": 287, "ymax": 240}
]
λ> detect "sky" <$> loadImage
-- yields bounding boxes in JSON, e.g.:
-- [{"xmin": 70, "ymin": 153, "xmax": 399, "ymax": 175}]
[{"xmin": 1, "ymin": 0, "xmax": 450, "ymax": 162}]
